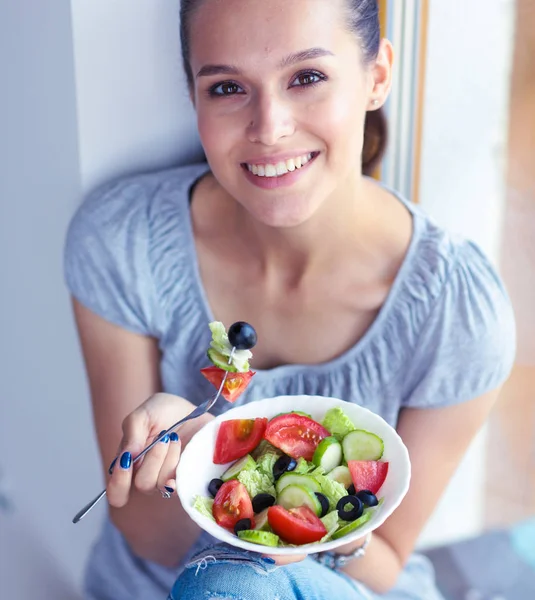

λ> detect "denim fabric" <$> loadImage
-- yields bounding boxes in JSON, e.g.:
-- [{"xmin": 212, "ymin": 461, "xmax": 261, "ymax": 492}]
[{"xmin": 168, "ymin": 543, "xmax": 445, "ymax": 600}]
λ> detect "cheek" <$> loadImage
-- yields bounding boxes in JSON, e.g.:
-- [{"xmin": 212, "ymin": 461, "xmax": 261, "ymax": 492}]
[
  {"xmin": 197, "ymin": 106, "xmax": 244, "ymax": 165},
  {"xmin": 304, "ymin": 90, "xmax": 366, "ymax": 156}
]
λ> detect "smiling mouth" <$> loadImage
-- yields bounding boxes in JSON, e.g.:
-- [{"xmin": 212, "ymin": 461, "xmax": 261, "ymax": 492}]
[{"xmin": 241, "ymin": 152, "xmax": 320, "ymax": 178}]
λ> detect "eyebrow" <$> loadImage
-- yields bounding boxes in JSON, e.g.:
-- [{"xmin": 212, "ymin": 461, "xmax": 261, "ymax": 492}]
[{"xmin": 196, "ymin": 47, "xmax": 334, "ymax": 78}]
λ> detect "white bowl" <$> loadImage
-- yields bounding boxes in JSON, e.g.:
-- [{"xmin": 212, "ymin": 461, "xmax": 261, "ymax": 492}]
[{"xmin": 176, "ymin": 395, "xmax": 411, "ymax": 556}]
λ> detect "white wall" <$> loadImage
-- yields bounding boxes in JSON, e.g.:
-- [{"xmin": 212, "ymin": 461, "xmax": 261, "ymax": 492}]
[
  {"xmin": 71, "ymin": 0, "xmax": 203, "ymax": 194},
  {"xmin": 0, "ymin": 1, "xmax": 99, "ymax": 597},
  {"xmin": 416, "ymin": 0, "xmax": 515, "ymax": 548}
]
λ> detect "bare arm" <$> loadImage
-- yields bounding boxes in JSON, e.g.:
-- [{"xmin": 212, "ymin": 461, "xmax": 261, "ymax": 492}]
[
  {"xmin": 338, "ymin": 388, "xmax": 502, "ymax": 593},
  {"xmin": 73, "ymin": 299, "xmax": 212, "ymax": 567}
]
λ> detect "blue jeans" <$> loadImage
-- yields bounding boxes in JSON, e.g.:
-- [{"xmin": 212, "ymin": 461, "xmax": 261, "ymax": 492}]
[{"xmin": 168, "ymin": 544, "xmax": 445, "ymax": 600}]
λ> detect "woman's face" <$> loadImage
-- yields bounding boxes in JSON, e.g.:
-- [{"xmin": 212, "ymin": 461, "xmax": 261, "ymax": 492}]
[{"xmin": 189, "ymin": 0, "xmax": 381, "ymax": 228}]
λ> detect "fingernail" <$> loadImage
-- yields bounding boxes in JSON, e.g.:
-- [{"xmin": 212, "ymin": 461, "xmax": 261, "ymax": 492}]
[
  {"xmin": 158, "ymin": 430, "xmax": 170, "ymax": 443},
  {"xmin": 108, "ymin": 457, "xmax": 117, "ymax": 475},
  {"xmin": 262, "ymin": 557, "xmax": 276, "ymax": 564},
  {"xmin": 120, "ymin": 452, "xmax": 132, "ymax": 469},
  {"xmin": 170, "ymin": 432, "xmax": 179, "ymax": 443},
  {"xmin": 165, "ymin": 486, "xmax": 174, "ymax": 494}
]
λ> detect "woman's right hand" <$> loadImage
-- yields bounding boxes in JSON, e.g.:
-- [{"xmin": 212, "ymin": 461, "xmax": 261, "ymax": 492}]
[{"xmin": 106, "ymin": 393, "xmax": 213, "ymax": 508}]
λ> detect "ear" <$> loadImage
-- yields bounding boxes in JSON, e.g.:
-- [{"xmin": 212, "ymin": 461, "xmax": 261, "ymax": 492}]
[{"xmin": 367, "ymin": 38, "xmax": 394, "ymax": 111}]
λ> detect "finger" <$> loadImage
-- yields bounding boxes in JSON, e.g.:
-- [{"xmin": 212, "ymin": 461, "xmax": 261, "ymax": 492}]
[
  {"xmin": 121, "ymin": 410, "xmax": 150, "ymax": 469},
  {"xmin": 157, "ymin": 432, "xmax": 182, "ymax": 490},
  {"xmin": 161, "ymin": 478, "xmax": 176, "ymax": 498},
  {"xmin": 262, "ymin": 553, "xmax": 307, "ymax": 566},
  {"xmin": 107, "ymin": 451, "xmax": 134, "ymax": 508},
  {"xmin": 134, "ymin": 430, "xmax": 171, "ymax": 494}
]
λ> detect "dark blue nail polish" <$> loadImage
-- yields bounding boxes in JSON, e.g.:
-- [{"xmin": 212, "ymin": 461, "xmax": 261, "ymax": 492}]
[
  {"xmin": 170, "ymin": 432, "xmax": 179, "ymax": 442},
  {"xmin": 165, "ymin": 486, "xmax": 174, "ymax": 494},
  {"xmin": 158, "ymin": 430, "xmax": 170, "ymax": 443},
  {"xmin": 108, "ymin": 457, "xmax": 117, "ymax": 475},
  {"xmin": 262, "ymin": 557, "xmax": 276, "ymax": 564},
  {"xmin": 120, "ymin": 451, "xmax": 132, "ymax": 469}
]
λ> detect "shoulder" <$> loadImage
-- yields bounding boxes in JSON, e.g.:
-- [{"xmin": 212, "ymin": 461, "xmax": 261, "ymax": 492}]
[
  {"xmin": 64, "ymin": 163, "xmax": 210, "ymax": 336},
  {"xmin": 399, "ymin": 209, "xmax": 516, "ymax": 408},
  {"xmin": 67, "ymin": 163, "xmax": 209, "ymax": 243}
]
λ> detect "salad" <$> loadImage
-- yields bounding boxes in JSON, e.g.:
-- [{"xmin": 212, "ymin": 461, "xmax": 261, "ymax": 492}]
[
  {"xmin": 193, "ymin": 407, "xmax": 389, "ymax": 548},
  {"xmin": 194, "ymin": 322, "xmax": 389, "ymax": 548}
]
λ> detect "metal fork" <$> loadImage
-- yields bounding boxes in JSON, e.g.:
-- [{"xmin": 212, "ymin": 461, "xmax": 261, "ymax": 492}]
[{"xmin": 72, "ymin": 352, "xmax": 234, "ymax": 524}]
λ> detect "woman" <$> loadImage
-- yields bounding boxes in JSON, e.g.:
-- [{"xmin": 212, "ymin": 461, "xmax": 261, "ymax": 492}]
[{"xmin": 65, "ymin": 0, "xmax": 516, "ymax": 598}]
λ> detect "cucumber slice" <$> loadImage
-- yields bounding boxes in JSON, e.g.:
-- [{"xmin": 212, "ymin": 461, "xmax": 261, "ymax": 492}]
[
  {"xmin": 275, "ymin": 473, "xmax": 321, "ymax": 494},
  {"xmin": 331, "ymin": 510, "xmax": 372, "ymax": 540},
  {"xmin": 277, "ymin": 484, "xmax": 322, "ymax": 516},
  {"xmin": 207, "ymin": 348, "xmax": 238, "ymax": 372},
  {"xmin": 326, "ymin": 465, "xmax": 352, "ymax": 488},
  {"xmin": 342, "ymin": 430, "xmax": 384, "ymax": 461},
  {"xmin": 253, "ymin": 509, "xmax": 272, "ymax": 532},
  {"xmin": 312, "ymin": 436, "xmax": 342, "ymax": 473},
  {"xmin": 238, "ymin": 529, "xmax": 280, "ymax": 547},
  {"xmin": 221, "ymin": 454, "xmax": 257, "ymax": 482}
]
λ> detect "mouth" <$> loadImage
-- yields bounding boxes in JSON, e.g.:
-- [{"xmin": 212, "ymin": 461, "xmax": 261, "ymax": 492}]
[{"xmin": 241, "ymin": 152, "xmax": 320, "ymax": 178}]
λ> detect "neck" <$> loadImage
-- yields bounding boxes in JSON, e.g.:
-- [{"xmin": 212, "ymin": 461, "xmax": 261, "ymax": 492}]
[{"xmin": 236, "ymin": 173, "xmax": 378, "ymax": 284}]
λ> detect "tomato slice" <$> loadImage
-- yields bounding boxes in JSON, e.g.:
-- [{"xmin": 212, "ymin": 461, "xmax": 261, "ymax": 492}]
[
  {"xmin": 213, "ymin": 480, "xmax": 255, "ymax": 530},
  {"xmin": 267, "ymin": 505, "xmax": 327, "ymax": 545},
  {"xmin": 200, "ymin": 366, "xmax": 255, "ymax": 402},
  {"xmin": 348, "ymin": 460, "xmax": 389, "ymax": 495},
  {"xmin": 264, "ymin": 414, "xmax": 330, "ymax": 461},
  {"xmin": 213, "ymin": 417, "xmax": 268, "ymax": 464}
]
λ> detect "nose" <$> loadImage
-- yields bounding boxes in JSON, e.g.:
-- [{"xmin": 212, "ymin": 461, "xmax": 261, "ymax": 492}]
[{"xmin": 247, "ymin": 93, "xmax": 295, "ymax": 145}]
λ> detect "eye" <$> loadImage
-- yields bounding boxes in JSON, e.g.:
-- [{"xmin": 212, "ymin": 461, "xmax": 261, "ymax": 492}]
[
  {"xmin": 290, "ymin": 70, "xmax": 327, "ymax": 88},
  {"xmin": 209, "ymin": 81, "xmax": 245, "ymax": 97}
]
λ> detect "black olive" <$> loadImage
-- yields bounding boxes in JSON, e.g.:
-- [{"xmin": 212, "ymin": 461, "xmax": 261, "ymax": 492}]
[
  {"xmin": 347, "ymin": 484, "xmax": 356, "ymax": 496},
  {"xmin": 273, "ymin": 455, "xmax": 297, "ymax": 480},
  {"xmin": 208, "ymin": 478, "xmax": 224, "ymax": 498},
  {"xmin": 356, "ymin": 490, "xmax": 378, "ymax": 507},
  {"xmin": 228, "ymin": 322, "xmax": 258, "ymax": 350},
  {"xmin": 315, "ymin": 492, "xmax": 330, "ymax": 518},
  {"xmin": 252, "ymin": 493, "xmax": 276, "ymax": 513},
  {"xmin": 336, "ymin": 495, "xmax": 364, "ymax": 522},
  {"xmin": 234, "ymin": 518, "xmax": 252, "ymax": 536}
]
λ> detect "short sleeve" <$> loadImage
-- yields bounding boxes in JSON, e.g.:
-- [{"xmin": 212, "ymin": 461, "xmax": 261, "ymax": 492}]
[
  {"xmin": 401, "ymin": 241, "xmax": 517, "ymax": 409},
  {"xmin": 64, "ymin": 177, "xmax": 162, "ymax": 337}
]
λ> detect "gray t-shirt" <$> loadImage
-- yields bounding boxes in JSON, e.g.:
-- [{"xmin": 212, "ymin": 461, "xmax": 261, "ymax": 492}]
[{"xmin": 64, "ymin": 163, "xmax": 516, "ymax": 599}]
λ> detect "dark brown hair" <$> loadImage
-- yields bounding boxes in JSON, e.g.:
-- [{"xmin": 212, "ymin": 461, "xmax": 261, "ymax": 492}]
[{"xmin": 180, "ymin": 0, "xmax": 387, "ymax": 175}]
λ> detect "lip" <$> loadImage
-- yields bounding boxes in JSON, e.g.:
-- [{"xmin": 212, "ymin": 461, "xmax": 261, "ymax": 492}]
[
  {"xmin": 241, "ymin": 152, "xmax": 319, "ymax": 190},
  {"xmin": 241, "ymin": 150, "xmax": 319, "ymax": 166}
]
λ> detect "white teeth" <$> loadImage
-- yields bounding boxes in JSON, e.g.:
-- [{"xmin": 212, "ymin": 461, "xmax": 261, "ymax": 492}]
[
  {"xmin": 246, "ymin": 153, "xmax": 314, "ymax": 177},
  {"xmin": 275, "ymin": 162, "xmax": 287, "ymax": 176},
  {"xmin": 265, "ymin": 164, "xmax": 277, "ymax": 177}
]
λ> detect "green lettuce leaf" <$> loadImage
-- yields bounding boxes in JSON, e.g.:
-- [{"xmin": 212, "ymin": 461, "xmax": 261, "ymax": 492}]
[
  {"xmin": 319, "ymin": 510, "xmax": 340, "ymax": 542},
  {"xmin": 294, "ymin": 457, "xmax": 315, "ymax": 474},
  {"xmin": 313, "ymin": 474, "xmax": 347, "ymax": 511},
  {"xmin": 193, "ymin": 496, "xmax": 215, "ymax": 521},
  {"xmin": 208, "ymin": 321, "xmax": 252, "ymax": 372},
  {"xmin": 237, "ymin": 469, "xmax": 276, "ymax": 499},
  {"xmin": 322, "ymin": 407, "xmax": 356, "ymax": 442}
]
